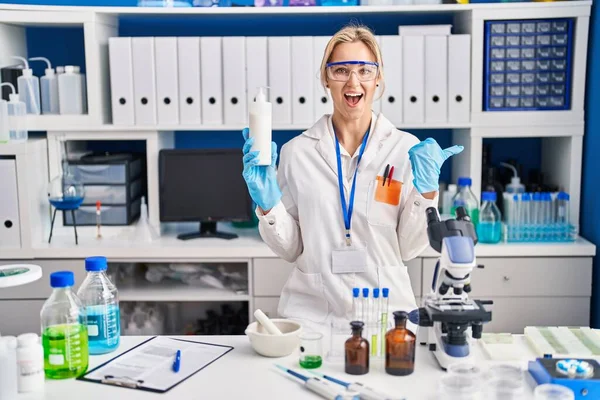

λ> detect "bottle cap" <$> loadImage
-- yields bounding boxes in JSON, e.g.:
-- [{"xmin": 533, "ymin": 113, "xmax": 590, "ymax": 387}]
[
  {"xmin": 50, "ymin": 271, "xmax": 74, "ymax": 288},
  {"xmin": 85, "ymin": 256, "xmax": 108, "ymax": 272},
  {"xmin": 352, "ymin": 288, "xmax": 360, "ymax": 298},
  {"xmin": 0, "ymin": 336, "xmax": 18, "ymax": 350},
  {"xmin": 457, "ymin": 177, "xmax": 472, "ymax": 187},
  {"xmin": 373, "ymin": 288, "xmax": 380, "ymax": 298},
  {"xmin": 362, "ymin": 288, "xmax": 369, "ymax": 298},
  {"xmin": 513, "ymin": 194, "xmax": 519, "ymax": 201},
  {"xmin": 510, "ymin": 176, "xmax": 521, "ymax": 186},
  {"xmin": 56, "ymin": 66, "xmax": 65, "ymax": 74},
  {"xmin": 17, "ymin": 333, "xmax": 39, "ymax": 348},
  {"xmin": 65, "ymin": 65, "xmax": 76, "ymax": 74},
  {"xmin": 557, "ymin": 191, "xmax": 570, "ymax": 201},
  {"xmin": 393, "ymin": 311, "xmax": 408, "ymax": 322},
  {"xmin": 482, "ymin": 191, "xmax": 496, "ymax": 202},
  {"xmin": 533, "ymin": 192, "xmax": 541, "ymax": 201},
  {"xmin": 522, "ymin": 193, "xmax": 531, "ymax": 202},
  {"xmin": 542, "ymin": 193, "xmax": 552, "ymax": 201},
  {"xmin": 382, "ymin": 288, "xmax": 389, "ymax": 298},
  {"xmin": 255, "ymin": 86, "xmax": 269, "ymax": 103},
  {"xmin": 350, "ymin": 321, "xmax": 364, "ymax": 332}
]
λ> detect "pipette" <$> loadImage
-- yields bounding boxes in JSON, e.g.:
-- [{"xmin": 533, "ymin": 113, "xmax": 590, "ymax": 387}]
[
  {"xmin": 274, "ymin": 365, "xmax": 357, "ymax": 400},
  {"xmin": 307, "ymin": 370, "xmax": 404, "ymax": 400}
]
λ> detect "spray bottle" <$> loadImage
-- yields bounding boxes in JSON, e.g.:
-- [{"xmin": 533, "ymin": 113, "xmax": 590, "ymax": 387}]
[
  {"xmin": 500, "ymin": 162, "xmax": 525, "ymax": 194},
  {"xmin": 58, "ymin": 66, "xmax": 83, "ymax": 115},
  {"xmin": 248, "ymin": 87, "xmax": 272, "ymax": 166},
  {"xmin": 29, "ymin": 57, "xmax": 59, "ymax": 115},
  {"xmin": 0, "ymin": 83, "xmax": 27, "ymax": 143},
  {"xmin": 12, "ymin": 56, "xmax": 40, "ymax": 115}
]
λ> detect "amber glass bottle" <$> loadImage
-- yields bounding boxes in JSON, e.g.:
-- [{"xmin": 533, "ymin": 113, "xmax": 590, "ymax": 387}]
[
  {"xmin": 345, "ymin": 321, "xmax": 369, "ymax": 375},
  {"xmin": 385, "ymin": 311, "xmax": 416, "ymax": 376}
]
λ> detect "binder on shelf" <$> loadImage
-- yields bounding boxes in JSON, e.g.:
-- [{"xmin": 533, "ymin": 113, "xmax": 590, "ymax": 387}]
[
  {"xmin": 313, "ymin": 36, "xmax": 332, "ymax": 119},
  {"xmin": 380, "ymin": 35, "xmax": 403, "ymax": 126},
  {"xmin": 291, "ymin": 36, "xmax": 314, "ymax": 125},
  {"xmin": 398, "ymin": 25, "xmax": 452, "ymax": 36},
  {"xmin": 154, "ymin": 37, "xmax": 179, "ymax": 125},
  {"xmin": 402, "ymin": 35, "xmax": 425, "ymax": 124},
  {"xmin": 268, "ymin": 36, "xmax": 292, "ymax": 125},
  {"xmin": 177, "ymin": 37, "xmax": 201, "ymax": 125},
  {"xmin": 0, "ymin": 159, "xmax": 20, "ymax": 248},
  {"xmin": 200, "ymin": 37, "xmax": 223, "ymax": 125},
  {"xmin": 448, "ymin": 34, "xmax": 471, "ymax": 124},
  {"xmin": 132, "ymin": 37, "xmax": 157, "ymax": 126},
  {"xmin": 372, "ymin": 36, "xmax": 382, "ymax": 115},
  {"xmin": 246, "ymin": 37, "xmax": 268, "ymax": 110},
  {"xmin": 108, "ymin": 37, "xmax": 135, "ymax": 126},
  {"xmin": 425, "ymin": 35, "xmax": 448, "ymax": 123},
  {"xmin": 222, "ymin": 37, "xmax": 247, "ymax": 125}
]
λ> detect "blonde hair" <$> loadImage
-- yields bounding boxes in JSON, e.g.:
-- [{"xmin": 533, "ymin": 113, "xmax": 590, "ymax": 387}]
[{"xmin": 319, "ymin": 24, "xmax": 385, "ymax": 95}]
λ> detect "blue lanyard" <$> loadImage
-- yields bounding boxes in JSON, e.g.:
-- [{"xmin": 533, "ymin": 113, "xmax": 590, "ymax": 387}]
[{"xmin": 334, "ymin": 126, "xmax": 370, "ymax": 246}]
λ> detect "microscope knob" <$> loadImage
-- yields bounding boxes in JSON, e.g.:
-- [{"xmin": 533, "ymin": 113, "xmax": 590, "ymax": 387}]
[
  {"xmin": 439, "ymin": 283, "xmax": 450, "ymax": 295},
  {"xmin": 464, "ymin": 284, "xmax": 472, "ymax": 293},
  {"xmin": 453, "ymin": 287, "xmax": 463, "ymax": 295},
  {"xmin": 472, "ymin": 322, "xmax": 483, "ymax": 339}
]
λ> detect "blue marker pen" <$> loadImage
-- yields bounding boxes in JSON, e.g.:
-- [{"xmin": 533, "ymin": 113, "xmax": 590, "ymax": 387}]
[{"xmin": 172, "ymin": 350, "xmax": 181, "ymax": 373}]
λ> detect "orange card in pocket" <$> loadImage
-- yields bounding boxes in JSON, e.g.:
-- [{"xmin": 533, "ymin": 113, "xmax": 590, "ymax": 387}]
[{"xmin": 375, "ymin": 176, "xmax": 402, "ymax": 206}]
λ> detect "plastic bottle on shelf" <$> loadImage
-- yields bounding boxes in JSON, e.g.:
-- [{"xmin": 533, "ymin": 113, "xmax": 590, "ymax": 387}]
[
  {"xmin": 12, "ymin": 56, "xmax": 40, "ymax": 115},
  {"xmin": 0, "ymin": 336, "xmax": 18, "ymax": 400},
  {"xmin": 0, "ymin": 95, "xmax": 8, "ymax": 143},
  {"xmin": 451, "ymin": 177, "xmax": 480, "ymax": 226},
  {"xmin": 477, "ymin": 191, "xmax": 502, "ymax": 244},
  {"xmin": 40, "ymin": 271, "xmax": 89, "ymax": 379},
  {"xmin": 29, "ymin": 57, "xmax": 59, "ymax": 115},
  {"xmin": 442, "ymin": 184, "xmax": 457, "ymax": 215},
  {"xmin": 72, "ymin": 66, "xmax": 87, "ymax": 114},
  {"xmin": 500, "ymin": 162, "xmax": 526, "ymax": 194},
  {"xmin": 0, "ymin": 82, "xmax": 27, "ymax": 143},
  {"xmin": 556, "ymin": 192, "xmax": 570, "ymax": 241},
  {"xmin": 248, "ymin": 86, "xmax": 272, "ymax": 166},
  {"xmin": 16, "ymin": 333, "xmax": 44, "ymax": 393},
  {"xmin": 77, "ymin": 256, "xmax": 120, "ymax": 355},
  {"xmin": 58, "ymin": 66, "xmax": 83, "ymax": 115}
]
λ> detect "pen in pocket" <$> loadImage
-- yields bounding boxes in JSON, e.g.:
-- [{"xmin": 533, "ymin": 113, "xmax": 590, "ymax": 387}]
[
  {"xmin": 387, "ymin": 166, "xmax": 395, "ymax": 186},
  {"xmin": 382, "ymin": 164, "xmax": 390, "ymax": 186}
]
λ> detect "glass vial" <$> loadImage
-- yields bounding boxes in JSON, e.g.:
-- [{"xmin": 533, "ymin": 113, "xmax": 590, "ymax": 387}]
[
  {"xmin": 345, "ymin": 321, "xmax": 369, "ymax": 375},
  {"xmin": 385, "ymin": 311, "xmax": 416, "ymax": 376}
]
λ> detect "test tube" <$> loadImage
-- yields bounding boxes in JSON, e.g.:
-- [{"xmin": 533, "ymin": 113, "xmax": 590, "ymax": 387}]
[
  {"xmin": 362, "ymin": 288, "xmax": 370, "ymax": 329},
  {"xmin": 372, "ymin": 288, "xmax": 380, "ymax": 357},
  {"xmin": 532, "ymin": 192, "xmax": 541, "ymax": 241},
  {"xmin": 556, "ymin": 192, "xmax": 570, "ymax": 241},
  {"xmin": 381, "ymin": 288, "xmax": 389, "ymax": 350},
  {"xmin": 521, "ymin": 193, "xmax": 531, "ymax": 241},
  {"xmin": 352, "ymin": 288, "xmax": 361, "ymax": 322},
  {"xmin": 510, "ymin": 194, "xmax": 519, "ymax": 241},
  {"xmin": 543, "ymin": 193, "xmax": 552, "ymax": 241}
]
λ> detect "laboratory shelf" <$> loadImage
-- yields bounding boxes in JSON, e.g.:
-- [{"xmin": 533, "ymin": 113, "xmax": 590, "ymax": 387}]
[{"xmin": 118, "ymin": 279, "xmax": 249, "ymax": 302}]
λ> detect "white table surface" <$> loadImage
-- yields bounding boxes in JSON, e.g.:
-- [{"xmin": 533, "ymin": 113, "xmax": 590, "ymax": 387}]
[{"xmin": 16, "ymin": 334, "xmax": 543, "ymax": 400}]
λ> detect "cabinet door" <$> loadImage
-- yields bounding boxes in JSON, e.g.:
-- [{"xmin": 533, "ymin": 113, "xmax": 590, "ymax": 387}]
[
  {"xmin": 253, "ymin": 297, "xmax": 280, "ymax": 319},
  {"xmin": 0, "ymin": 259, "xmax": 85, "ymax": 299},
  {"xmin": 0, "ymin": 300, "xmax": 45, "ymax": 336},
  {"xmin": 253, "ymin": 259, "xmax": 294, "ymax": 297}
]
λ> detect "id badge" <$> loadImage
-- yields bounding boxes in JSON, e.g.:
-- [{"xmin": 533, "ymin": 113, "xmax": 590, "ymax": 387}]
[{"xmin": 332, "ymin": 242, "xmax": 367, "ymax": 274}]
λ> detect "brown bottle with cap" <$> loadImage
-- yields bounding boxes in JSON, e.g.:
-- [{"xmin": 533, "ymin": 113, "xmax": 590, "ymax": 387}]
[
  {"xmin": 385, "ymin": 311, "xmax": 416, "ymax": 376},
  {"xmin": 345, "ymin": 321, "xmax": 369, "ymax": 375}
]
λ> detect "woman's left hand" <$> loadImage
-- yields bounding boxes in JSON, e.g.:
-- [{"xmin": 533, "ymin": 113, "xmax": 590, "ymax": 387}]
[{"xmin": 408, "ymin": 138, "xmax": 464, "ymax": 194}]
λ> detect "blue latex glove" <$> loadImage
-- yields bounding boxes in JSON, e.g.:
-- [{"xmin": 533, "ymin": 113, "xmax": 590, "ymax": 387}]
[
  {"xmin": 408, "ymin": 138, "xmax": 464, "ymax": 193},
  {"xmin": 242, "ymin": 128, "xmax": 282, "ymax": 211}
]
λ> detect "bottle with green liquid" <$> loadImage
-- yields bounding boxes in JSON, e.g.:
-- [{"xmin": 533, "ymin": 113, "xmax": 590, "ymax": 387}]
[
  {"xmin": 40, "ymin": 271, "xmax": 89, "ymax": 379},
  {"xmin": 451, "ymin": 177, "xmax": 480, "ymax": 226}
]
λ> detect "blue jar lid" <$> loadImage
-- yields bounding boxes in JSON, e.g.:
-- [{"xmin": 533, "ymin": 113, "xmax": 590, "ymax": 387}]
[
  {"xmin": 362, "ymin": 288, "xmax": 369, "ymax": 298},
  {"xmin": 373, "ymin": 288, "xmax": 380, "ymax": 298},
  {"xmin": 50, "ymin": 271, "xmax": 74, "ymax": 288},
  {"xmin": 352, "ymin": 288, "xmax": 360, "ymax": 298},
  {"xmin": 85, "ymin": 256, "xmax": 108, "ymax": 272},
  {"xmin": 457, "ymin": 177, "xmax": 472, "ymax": 187},
  {"xmin": 482, "ymin": 191, "xmax": 496, "ymax": 202}
]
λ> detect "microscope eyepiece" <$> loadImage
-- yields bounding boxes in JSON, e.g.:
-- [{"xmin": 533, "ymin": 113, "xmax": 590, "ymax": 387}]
[
  {"xmin": 455, "ymin": 206, "xmax": 471, "ymax": 222},
  {"xmin": 426, "ymin": 207, "xmax": 440, "ymax": 226}
]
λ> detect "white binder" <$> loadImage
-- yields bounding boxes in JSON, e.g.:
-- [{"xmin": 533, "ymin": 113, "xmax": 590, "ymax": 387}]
[
  {"xmin": 177, "ymin": 37, "xmax": 201, "ymax": 125},
  {"xmin": 312, "ymin": 36, "xmax": 332, "ymax": 119},
  {"xmin": 448, "ymin": 34, "xmax": 471, "ymax": 124},
  {"xmin": 0, "ymin": 159, "xmax": 20, "ymax": 248},
  {"xmin": 108, "ymin": 37, "xmax": 135, "ymax": 125},
  {"xmin": 201, "ymin": 37, "xmax": 223, "ymax": 125},
  {"xmin": 425, "ymin": 35, "xmax": 448, "ymax": 123},
  {"xmin": 291, "ymin": 37, "xmax": 314, "ymax": 126},
  {"xmin": 268, "ymin": 37, "xmax": 292, "ymax": 125},
  {"xmin": 132, "ymin": 37, "xmax": 157, "ymax": 126},
  {"xmin": 246, "ymin": 37, "xmax": 268, "ymax": 111},
  {"xmin": 222, "ymin": 37, "xmax": 247, "ymax": 125},
  {"xmin": 154, "ymin": 37, "xmax": 179, "ymax": 125},
  {"xmin": 402, "ymin": 35, "xmax": 425, "ymax": 124},
  {"xmin": 380, "ymin": 35, "xmax": 403, "ymax": 126}
]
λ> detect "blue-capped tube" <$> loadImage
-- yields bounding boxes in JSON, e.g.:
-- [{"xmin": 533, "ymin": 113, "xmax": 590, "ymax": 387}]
[
  {"xmin": 352, "ymin": 288, "xmax": 361, "ymax": 322},
  {"xmin": 521, "ymin": 193, "xmax": 531, "ymax": 241}
]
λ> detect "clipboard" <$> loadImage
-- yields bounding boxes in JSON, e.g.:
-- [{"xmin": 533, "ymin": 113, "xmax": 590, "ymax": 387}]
[{"xmin": 77, "ymin": 336, "xmax": 234, "ymax": 393}]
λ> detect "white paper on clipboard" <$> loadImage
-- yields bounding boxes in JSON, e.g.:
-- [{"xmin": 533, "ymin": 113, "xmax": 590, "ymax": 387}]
[{"xmin": 81, "ymin": 336, "xmax": 232, "ymax": 392}]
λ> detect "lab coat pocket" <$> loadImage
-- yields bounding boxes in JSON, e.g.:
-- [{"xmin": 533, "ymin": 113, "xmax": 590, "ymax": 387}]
[
  {"xmin": 279, "ymin": 268, "xmax": 328, "ymax": 323},
  {"xmin": 377, "ymin": 265, "xmax": 418, "ymax": 314},
  {"xmin": 367, "ymin": 178, "xmax": 402, "ymax": 227}
]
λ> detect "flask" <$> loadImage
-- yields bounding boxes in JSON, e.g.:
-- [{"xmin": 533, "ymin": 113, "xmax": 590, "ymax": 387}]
[
  {"xmin": 40, "ymin": 271, "xmax": 89, "ymax": 379},
  {"xmin": 248, "ymin": 87, "xmax": 272, "ymax": 165},
  {"xmin": 77, "ymin": 256, "xmax": 121, "ymax": 354},
  {"xmin": 12, "ymin": 56, "xmax": 40, "ymax": 115},
  {"xmin": 385, "ymin": 311, "xmax": 416, "ymax": 376},
  {"xmin": 451, "ymin": 177, "xmax": 479, "ymax": 226},
  {"xmin": 16, "ymin": 333, "xmax": 44, "ymax": 393},
  {"xmin": 0, "ymin": 82, "xmax": 27, "ymax": 143},
  {"xmin": 477, "ymin": 191, "xmax": 502, "ymax": 244},
  {"xmin": 58, "ymin": 66, "xmax": 83, "ymax": 115},
  {"xmin": 345, "ymin": 321, "xmax": 369, "ymax": 375},
  {"xmin": 0, "ymin": 336, "xmax": 18, "ymax": 400},
  {"xmin": 29, "ymin": 57, "xmax": 59, "ymax": 115}
]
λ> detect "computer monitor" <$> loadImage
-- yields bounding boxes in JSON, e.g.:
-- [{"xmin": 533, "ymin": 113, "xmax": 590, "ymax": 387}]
[{"xmin": 159, "ymin": 149, "xmax": 252, "ymax": 240}]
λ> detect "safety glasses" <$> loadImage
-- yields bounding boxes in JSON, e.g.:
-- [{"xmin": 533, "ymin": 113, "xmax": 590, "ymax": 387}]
[{"xmin": 326, "ymin": 61, "xmax": 379, "ymax": 82}]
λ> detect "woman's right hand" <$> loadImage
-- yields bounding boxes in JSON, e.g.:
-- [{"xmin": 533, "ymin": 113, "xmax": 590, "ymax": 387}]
[{"xmin": 242, "ymin": 128, "xmax": 282, "ymax": 213}]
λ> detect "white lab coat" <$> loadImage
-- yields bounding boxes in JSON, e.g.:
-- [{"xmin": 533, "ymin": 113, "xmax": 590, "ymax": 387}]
[{"xmin": 256, "ymin": 113, "xmax": 438, "ymax": 335}]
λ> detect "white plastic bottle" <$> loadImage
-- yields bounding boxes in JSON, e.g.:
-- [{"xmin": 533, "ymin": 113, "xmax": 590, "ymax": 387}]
[
  {"xmin": 12, "ymin": 56, "xmax": 41, "ymax": 115},
  {"xmin": 0, "ymin": 97, "xmax": 8, "ymax": 143},
  {"xmin": 0, "ymin": 336, "xmax": 18, "ymax": 400},
  {"xmin": 248, "ymin": 87, "xmax": 272, "ymax": 166},
  {"xmin": 29, "ymin": 57, "xmax": 59, "ymax": 115},
  {"xmin": 16, "ymin": 333, "xmax": 44, "ymax": 393},
  {"xmin": 0, "ymin": 83, "xmax": 28, "ymax": 143},
  {"xmin": 58, "ymin": 66, "xmax": 83, "ymax": 115},
  {"xmin": 73, "ymin": 66, "xmax": 88, "ymax": 114},
  {"xmin": 442, "ymin": 184, "xmax": 457, "ymax": 215},
  {"xmin": 500, "ymin": 162, "xmax": 525, "ymax": 194}
]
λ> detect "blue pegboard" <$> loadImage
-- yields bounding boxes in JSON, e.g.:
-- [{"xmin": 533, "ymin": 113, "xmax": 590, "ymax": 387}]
[{"xmin": 483, "ymin": 18, "xmax": 574, "ymax": 111}]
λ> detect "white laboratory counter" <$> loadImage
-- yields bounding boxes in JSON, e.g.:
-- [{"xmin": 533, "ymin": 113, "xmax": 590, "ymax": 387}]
[{"xmin": 17, "ymin": 335, "xmax": 543, "ymax": 400}]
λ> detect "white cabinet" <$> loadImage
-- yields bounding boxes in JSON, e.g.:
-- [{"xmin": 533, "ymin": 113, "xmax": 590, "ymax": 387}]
[
  {"xmin": 253, "ymin": 297, "xmax": 280, "ymax": 319},
  {"xmin": 253, "ymin": 258, "xmax": 294, "ymax": 297}
]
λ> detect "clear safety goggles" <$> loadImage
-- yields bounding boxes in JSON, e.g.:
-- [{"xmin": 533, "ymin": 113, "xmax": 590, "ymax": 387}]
[{"xmin": 326, "ymin": 61, "xmax": 379, "ymax": 82}]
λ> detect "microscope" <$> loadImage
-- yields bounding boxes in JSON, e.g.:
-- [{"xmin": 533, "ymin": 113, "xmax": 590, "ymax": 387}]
[{"xmin": 417, "ymin": 206, "xmax": 493, "ymax": 370}]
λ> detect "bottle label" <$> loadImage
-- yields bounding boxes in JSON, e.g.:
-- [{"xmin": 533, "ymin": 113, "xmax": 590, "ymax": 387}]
[
  {"xmin": 18, "ymin": 360, "xmax": 43, "ymax": 377},
  {"xmin": 48, "ymin": 354, "xmax": 64, "ymax": 366},
  {"xmin": 86, "ymin": 305, "xmax": 120, "ymax": 345}
]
